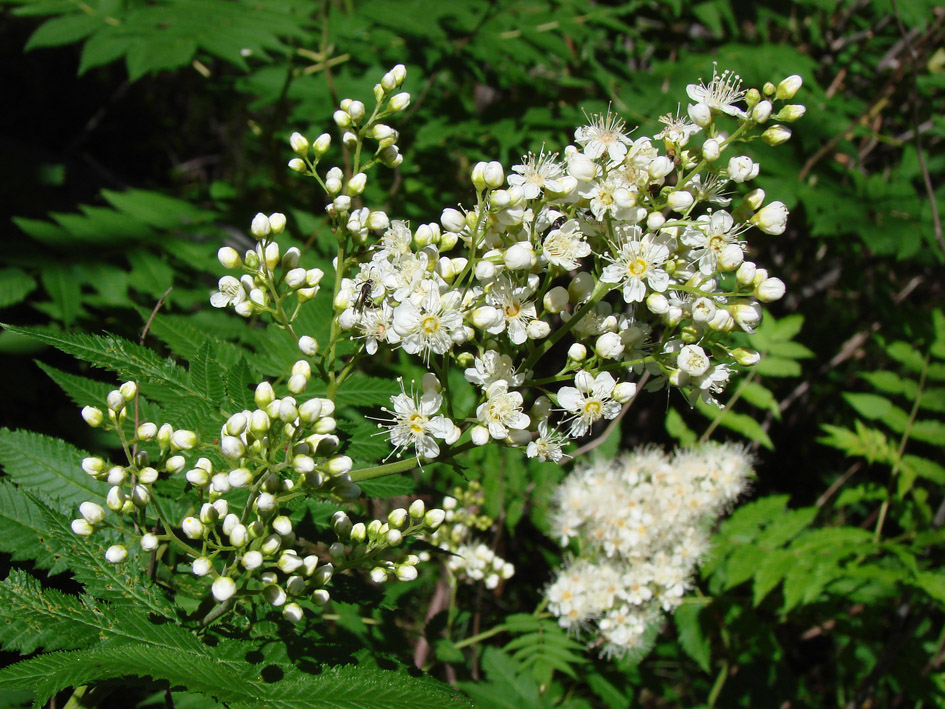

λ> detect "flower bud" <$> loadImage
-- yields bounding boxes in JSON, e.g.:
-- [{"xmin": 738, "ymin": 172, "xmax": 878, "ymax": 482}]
[
  {"xmin": 119, "ymin": 381, "xmax": 137, "ymax": 401},
  {"xmin": 171, "ymin": 429, "xmax": 197, "ymax": 450},
  {"xmin": 731, "ymin": 301, "xmax": 763, "ymax": 331},
  {"xmin": 71, "ymin": 519, "xmax": 93, "ymax": 536},
  {"xmin": 762, "ymin": 124, "xmax": 792, "ymax": 146},
  {"xmin": 667, "ymin": 190, "xmax": 694, "ymax": 212},
  {"xmin": 81, "ymin": 406, "xmax": 104, "ymax": 427},
  {"xmin": 727, "ymin": 156, "xmax": 759, "ymax": 183},
  {"xmin": 181, "ymin": 517, "xmax": 204, "ymax": 540},
  {"xmin": 613, "ymin": 381, "xmax": 637, "ymax": 403},
  {"xmin": 527, "ymin": 320, "xmax": 551, "ymax": 339},
  {"xmin": 424, "ymin": 509, "xmax": 446, "ymax": 529},
  {"xmin": 141, "ymin": 533, "xmax": 159, "ymax": 551},
  {"xmin": 388, "ymin": 508, "xmax": 408, "ymax": 528},
  {"xmin": 105, "ymin": 545, "xmax": 127, "ymax": 564},
  {"xmin": 82, "ymin": 456, "xmax": 106, "ymax": 477},
  {"xmin": 470, "ymin": 425, "xmax": 490, "ymax": 446},
  {"xmin": 777, "ymin": 104, "xmax": 806, "ymax": 122},
  {"xmin": 106, "ymin": 486, "xmax": 125, "ymax": 511},
  {"xmin": 251, "ymin": 213, "xmax": 271, "ymax": 239},
  {"xmin": 226, "ymin": 468, "xmax": 253, "ymax": 491},
  {"xmin": 192, "ymin": 557, "xmax": 212, "ymax": 577},
  {"xmin": 220, "ymin": 436, "xmax": 245, "ymax": 460},
  {"xmin": 409, "ymin": 499, "xmax": 426, "ymax": 520},
  {"xmin": 312, "ymin": 563, "xmax": 333, "ymax": 586},
  {"xmin": 347, "ymin": 172, "xmax": 367, "ymax": 195},
  {"xmin": 751, "ymin": 100, "xmax": 772, "ymax": 123},
  {"xmin": 688, "ymin": 102, "xmax": 712, "ymax": 127},
  {"xmin": 647, "ymin": 211, "xmax": 666, "ymax": 230},
  {"xmin": 333, "ymin": 109, "xmax": 351, "ymax": 128},
  {"xmin": 702, "ymin": 138, "xmax": 720, "ymax": 162},
  {"xmin": 289, "ymin": 131, "xmax": 309, "ymax": 155},
  {"xmin": 595, "ymin": 332, "xmax": 625, "ymax": 359},
  {"xmin": 212, "ymin": 576, "xmax": 236, "ymax": 602},
  {"xmin": 313, "ymin": 132, "xmax": 331, "ymax": 155},
  {"xmin": 648, "ymin": 155, "xmax": 674, "ymax": 180},
  {"xmin": 776, "ymin": 74, "xmax": 803, "ymax": 100},
  {"xmin": 751, "ymin": 201, "xmax": 789, "ymax": 235},
  {"xmin": 733, "ymin": 347, "xmax": 761, "ymax": 366},
  {"xmin": 131, "ymin": 485, "xmax": 150, "ymax": 508},
  {"xmin": 567, "ymin": 343, "xmax": 587, "ymax": 362},
  {"xmin": 389, "ymin": 92, "xmax": 410, "ymax": 112},
  {"xmin": 229, "ymin": 524, "xmax": 249, "ymax": 547},
  {"xmin": 106, "ymin": 390, "xmax": 125, "ymax": 413},
  {"xmin": 107, "ymin": 465, "xmax": 128, "ymax": 485},
  {"xmin": 395, "ymin": 565, "xmax": 419, "ymax": 582},
  {"xmin": 756, "ymin": 277, "xmax": 786, "ymax": 302},
  {"xmin": 288, "ymin": 158, "xmax": 305, "ymax": 172},
  {"xmin": 504, "ymin": 242, "xmax": 535, "ymax": 270}
]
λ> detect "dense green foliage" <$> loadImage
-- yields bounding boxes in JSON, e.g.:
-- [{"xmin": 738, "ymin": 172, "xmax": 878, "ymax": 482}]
[{"xmin": 1, "ymin": 1, "xmax": 943, "ymax": 707}]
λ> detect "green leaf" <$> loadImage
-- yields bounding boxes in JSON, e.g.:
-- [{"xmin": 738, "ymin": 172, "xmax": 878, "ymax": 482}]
[
  {"xmin": 0, "ymin": 268, "xmax": 37, "ymax": 309},
  {"xmin": 2, "ymin": 325, "xmax": 202, "ymax": 404},
  {"xmin": 40, "ymin": 264, "xmax": 81, "ymax": 326},
  {"xmin": 100, "ymin": 189, "xmax": 217, "ymax": 229},
  {"xmin": 913, "ymin": 571, "xmax": 945, "ymax": 606},
  {"xmin": 754, "ymin": 356, "xmax": 801, "ymax": 378},
  {"xmin": 697, "ymin": 398, "xmax": 773, "ymax": 449},
  {"xmin": 0, "ymin": 482, "xmax": 66, "ymax": 572},
  {"xmin": 842, "ymin": 392, "xmax": 893, "ymax": 420},
  {"xmin": 0, "ymin": 429, "xmax": 108, "ymax": 507},
  {"xmin": 0, "ymin": 570, "xmax": 105, "ymax": 654},
  {"xmin": 738, "ymin": 380, "xmax": 781, "ymax": 418},
  {"xmin": 189, "ymin": 340, "xmax": 226, "ymax": 405},
  {"xmin": 752, "ymin": 549, "xmax": 795, "ymax": 606},
  {"xmin": 886, "ymin": 341, "xmax": 926, "ymax": 373},
  {"xmin": 25, "ymin": 13, "xmax": 104, "ymax": 50},
  {"xmin": 756, "ymin": 506, "xmax": 818, "ymax": 548},
  {"xmin": 673, "ymin": 602, "xmax": 710, "ymax": 672},
  {"xmin": 34, "ymin": 362, "xmax": 111, "ymax": 410},
  {"xmin": 336, "ymin": 373, "xmax": 401, "ymax": 407},
  {"xmin": 126, "ymin": 36, "xmax": 198, "ymax": 81},
  {"xmin": 225, "ymin": 357, "xmax": 257, "ymax": 411}
]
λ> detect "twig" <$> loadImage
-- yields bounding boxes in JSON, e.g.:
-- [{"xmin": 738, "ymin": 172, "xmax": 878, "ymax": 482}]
[{"xmin": 816, "ymin": 461, "xmax": 862, "ymax": 508}]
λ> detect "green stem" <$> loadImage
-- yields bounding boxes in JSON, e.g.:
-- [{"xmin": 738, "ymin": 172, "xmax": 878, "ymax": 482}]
[
  {"xmin": 706, "ymin": 659, "xmax": 730, "ymax": 707},
  {"xmin": 453, "ymin": 623, "xmax": 509, "ymax": 650},
  {"xmin": 349, "ymin": 441, "xmax": 477, "ymax": 482}
]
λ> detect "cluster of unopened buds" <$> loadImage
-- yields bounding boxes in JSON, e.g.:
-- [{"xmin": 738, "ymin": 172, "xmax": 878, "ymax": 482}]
[
  {"xmin": 208, "ymin": 63, "xmax": 804, "ymax": 471},
  {"xmin": 421, "ymin": 483, "xmax": 514, "ymax": 589},
  {"xmin": 71, "ymin": 378, "xmax": 448, "ymax": 620},
  {"xmin": 544, "ymin": 443, "xmax": 753, "ymax": 657}
]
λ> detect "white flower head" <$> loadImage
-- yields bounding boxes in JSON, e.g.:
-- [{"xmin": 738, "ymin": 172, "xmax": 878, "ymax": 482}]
[
  {"xmin": 210, "ymin": 276, "xmax": 247, "ymax": 309},
  {"xmin": 379, "ymin": 378, "xmax": 458, "ymax": 462},
  {"xmin": 655, "ymin": 107, "xmax": 701, "ymax": 147},
  {"xmin": 476, "ymin": 381, "xmax": 530, "ymax": 440},
  {"xmin": 542, "ymin": 219, "xmax": 591, "ymax": 271},
  {"xmin": 680, "ymin": 211, "xmax": 746, "ymax": 275},
  {"xmin": 356, "ymin": 302, "xmax": 400, "ymax": 355},
  {"xmin": 575, "ymin": 109, "xmax": 633, "ymax": 164},
  {"xmin": 557, "ymin": 371, "xmax": 623, "ymax": 438},
  {"xmin": 508, "ymin": 148, "xmax": 567, "ymax": 200},
  {"xmin": 484, "ymin": 276, "xmax": 537, "ymax": 346},
  {"xmin": 526, "ymin": 420, "xmax": 569, "ymax": 463},
  {"xmin": 686, "ymin": 64, "xmax": 747, "ymax": 118},
  {"xmin": 464, "ymin": 350, "xmax": 525, "ymax": 390},
  {"xmin": 392, "ymin": 289, "xmax": 464, "ymax": 363},
  {"xmin": 600, "ymin": 226, "xmax": 673, "ymax": 303}
]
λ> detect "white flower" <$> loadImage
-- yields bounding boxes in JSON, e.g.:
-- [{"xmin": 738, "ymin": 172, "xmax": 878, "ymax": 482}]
[
  {"xmin": 557, "ymin": 371, "xmax": 623, "ymax": 437},
  {"xmin": 600, "ymin": 226, "xmax": 673, "ymax": 303},
  {"xmin": 476, "ymin": 381, "xmax": 530, "ymax": 440},
  {"xmin": 542, "ymin": 219, "xmax": 591, "ymax": 270},
  {"xmin": 655, "ymin": 108, "xmax": 701, "ymax": 147},
  {"xmin": 356, "ymin": 302, "xmax": 400, "ymax": 354},
  {"xmin": 686, "ymin": 64, "xmax": 747, "ymax": 118},
  {"xmin": 484, "ymin": 276, "xmax": 537, "ymax": 346},
  {"xmin": 680, "ymin": 211, "xmax": 746, "ymax": 275},
  {"xmin": 575, "ymin": 110, "xmax": 632, "ymax": 164},
  {"xmin": 677, "ymin": 345, "xmax": 711, "ymax": 377},
  {"xmin": 508, "ymin": 149, "xmax": 567, "ymax": 199},
  {"xmin": 727, "ymin": 155, "xmax": 759, "ymax": 183},
  {"xmin": 210, "ymin": 276, "xmax": 247, "ymax": 309},
  {"xmin": 392, "ymin": 289, "xmax": 464, "ymax": 363},
  {"xmin": 526, "ymin": 420, "xmax": 568, "ymax": 463},
  {"xmin": 380, "ymin": 379, "xmax": 459, "ymax": 461},
  {"xmin": 464, "ymin": 350, "xmax": 525, "ymax": 390},
  {"xmin": 582, "ymin": 175, "xmax": 636, "ymax": 222}
]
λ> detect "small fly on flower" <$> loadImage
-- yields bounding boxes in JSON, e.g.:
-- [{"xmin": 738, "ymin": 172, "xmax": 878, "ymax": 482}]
[{"xmin": 355, "ymin": 280, "xmax": 377, "ymax": 312}]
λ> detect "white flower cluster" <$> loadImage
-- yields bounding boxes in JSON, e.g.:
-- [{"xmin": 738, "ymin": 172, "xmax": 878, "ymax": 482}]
[
  {"xmin": 73, "ymin": 379, "xmax": 446, "ymax": 621},
  {"xmin": 544, "ymin": 443, "xmax": 752, "ymax": 658},
  {"xmin": 214, "ymin": 64, "xmax": 804, "ymax": 468},
  {"xmin": 423, "ymin": 482, "xmax": 514, "ymax": 589}
]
